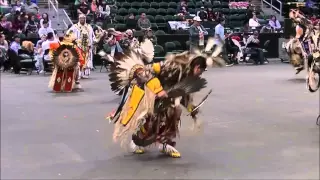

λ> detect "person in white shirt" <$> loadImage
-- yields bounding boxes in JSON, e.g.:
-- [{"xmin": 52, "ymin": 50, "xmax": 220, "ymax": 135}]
[
  {"xmin": 214, "ymin": 18, "xmax": 233, "ymax": 66},
  {"xmin": 249, "ymin": 14, "xmax": 260, "ymax": 28},
  {"xmin": 38, "ymin": 21, "xmax": 54, "ymax": 38},
  {"xmin": 39, "ymin": 32, "xmax": 56, "ymax": 73},
  {"xmin": 39, "ymin": 13, "xmax": 52, "ymax": 28}
]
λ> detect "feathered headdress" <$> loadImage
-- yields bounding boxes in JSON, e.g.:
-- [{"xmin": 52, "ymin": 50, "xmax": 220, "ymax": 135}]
[
  {"xmin": 108, "ymin": 39, "xmax": 155, "ymax": 94},
  {"xmin": 63, "ymin": 29, "xmax": 77, "ymax": 44}
]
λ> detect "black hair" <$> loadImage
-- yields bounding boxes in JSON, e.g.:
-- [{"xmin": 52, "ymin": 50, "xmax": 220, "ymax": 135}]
[
  {"xmin": 217, "ymin": 18, "xmax": 225, "ymax": 24},
  {"xmin": 47, "ymin": 32, "xmax": 54, "ymax": 39},
  {"xmin": 43, "ymin": 20, "xmax": 48, "ymax": 24},
  {"xmin": 190, "ymin": 56, "xmax": 207, "ymax": 70}
]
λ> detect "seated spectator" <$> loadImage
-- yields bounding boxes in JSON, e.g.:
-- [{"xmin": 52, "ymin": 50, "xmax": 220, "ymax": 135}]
[
  {"xmin": 178, "ymin": 6, "xmax": 189, "ymax": 16},
  {"xmin": 91, "ymin": 0, "xmax": 98, "ymax": 12},
  {"xmin": 245, "ymin": 30, "xmax": 265, "ymax": 65},
  {"xmin": 23, "ymin": 0, "xmax": 39, "ymax": 15},
  {"xmin": 0, "ymin": 33, "xmax": 8, "ymax": 70},
  {"xmin": 12, "ymin": 14, "xmax": 25, "ymax": 33},
  {"xmin": 144, "ymin": 29, "xmax": 157, "ymax": 45},
  {"xmin": 12, "ymin": 0, "xmax": 24, "ymax": 13},
  {"xmin": 249, "ymin": 13, "xmax": 260, "ymax": 28},
  {"xmin": 0, "ymin": 33, "xmax": 8, "ymax": 55},
  {"xmin": 94, "ymin": 0, "xmax": 109, "ymax": 22},
  {"xmin": 137, "ymin": 13, "xmax": 151, "ymax": 31},
  {"xmin": 38, "ymin": 20, "xmax": 54, "ymax": 37},
  {"xmin": 268, "ymin": 15, "xmax": 281, "ymax": 30},
  {"xmin": 0, "ymin": 15, "xmax": 12, "ymax": 32},
  {"xmin": 125, "ymin": 13, "xmax": 136, "ymax": 30},
  {"xmin": 39, "ymin": 13, "xmax": 51, "ymax": 28},
  {"xmin": 77, "ymin": 0, "xmax": 90, "ymax": 16},
  {"xmin": 0, "ymin": 33, "xmax": 8, "ymax": 51},
  {"xmin": 106, "ymin": 28, "xmax": 122, "ymax": 58},
  {"xmin": 10, "ymin": 35, "xmax": 21, "ymax": 55},
  {"xmin": 98, "ymin": 0, "xmax": 110, "ymax": 18},
  {"xmin": 123, "ymin": 29, "xmax": 138, "ymax": 46},
  {"xmin": 24, "ymin": 15, "xmax": 39, "ymax": 36},
  {"xmin": 197, "ymin": 6, "xmax": 208, "ymax": 21},
  {"xmin": 177, "ymin": 0, "xmax": 187, "ymax": 12},
  {"xmin": 0, "ymin": 0, "xmax": 8, "ymax": 6},
  {"xmin": 207, "ymin": 8, "xmax": 214, "ymax": 21}
]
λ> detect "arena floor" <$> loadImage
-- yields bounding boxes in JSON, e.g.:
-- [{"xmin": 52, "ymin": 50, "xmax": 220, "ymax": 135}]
[{"xmin": 1, "ymin": 63, "xmax": 319, "ymax": 179}]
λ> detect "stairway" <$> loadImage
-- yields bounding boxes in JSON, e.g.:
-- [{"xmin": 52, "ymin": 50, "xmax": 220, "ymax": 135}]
[
  {"xmin": 37, "ymin": 0, "xmax": 48, "ymax": 8},
  {"xmin": 39, "ymin": 8, "xmax": 72, "ymax": 32}
]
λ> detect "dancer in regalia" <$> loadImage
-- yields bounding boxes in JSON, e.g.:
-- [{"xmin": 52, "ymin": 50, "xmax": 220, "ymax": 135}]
[
  {"xmin": 107, "ymin": 38, "xmax": 225, "ymax": 158},
  {"xmin": 286, "ymin": 9, "xmax": 316, "ymax": 74},
  {"xmin": 69, "ymin": 14, "xmax": 94, "ymax": 78},
  {"xmin": 48, "ymin": 29, "xmax": 84, "ymax": 92}
]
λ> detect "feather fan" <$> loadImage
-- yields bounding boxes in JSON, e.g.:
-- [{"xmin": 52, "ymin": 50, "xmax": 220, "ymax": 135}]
[{"xmin": 166, "ymin": 76, "xmax": 207, "ymax": 98}]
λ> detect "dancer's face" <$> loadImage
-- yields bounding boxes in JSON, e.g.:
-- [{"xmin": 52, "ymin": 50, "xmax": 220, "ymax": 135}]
[{"xmin": 193, "ymin": 65, "xmax": 204, "ymax": 76}]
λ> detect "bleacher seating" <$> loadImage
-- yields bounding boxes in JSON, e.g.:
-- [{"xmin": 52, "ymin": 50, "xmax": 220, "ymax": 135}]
[{"xmin": 68, "ymin": 0, "xmax": 252, "ymax": 32}]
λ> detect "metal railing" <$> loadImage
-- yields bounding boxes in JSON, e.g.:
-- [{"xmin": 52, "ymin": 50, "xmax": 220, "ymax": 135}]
[
  {"xmin": 62, "ymin": 9, "xmax": 73, "ymax": 29},
  {"xmin": 48, "ymin": 0, "xmax": 59, "ymax": 23},
  {"xmin": 261, "ymin": 0, "xmax": 282, "ymax": 15}
]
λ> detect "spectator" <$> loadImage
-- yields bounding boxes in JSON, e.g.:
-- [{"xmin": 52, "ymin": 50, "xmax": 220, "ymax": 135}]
[
  {"xmin": 249, "ymin": 13, "xmax": 260, "ymax": 28},
  {"xmin": 91, "ymin": 0, "xmax": 98, "ymax": 13},
  {"xmin": 125, "ymin": 13, "xmax": 136, "ymax": 30},
  {"xmin": 189, "ymin": 16, "xmax": 208, "ymax": 53},
  {"xmin": 0, "ymin": 33, "xmax": 8, "ymax": 69},
  {"xmin": 268, "ymin": 15, "xmax": 281, "ymax": 30},
  {"xmin": 39, "ymin": 32, "xmax": 55, "ymax": 73},
  {"xmin": 0, "ymin": 15, "xmax": 12, "ymax": 32},
  {"xmin": 177, "ymin": 0, "xmax": 187, "ymax": 12},
  {"xmin": 23, "ymin": 0, "xmax": 39, "ymax": 15},
  {"xmin": 38, "ymin": 20, "xmax": 54, "ymax": 37},
  {"xmin": 98, "ymin": 0, "xmax": 110, "ymax": 18},
  {"xmin": 12, "ymin": 14, "xmax": 25, "ymax": 33},
  {"xmin": 39, "ymin": 13, "xmax": 51, "ymax": 28},
  {"xmin": 137, "ymin": 13, "xmax": 151, "ymax": 31},
  {"xmin": 124, "ymin": 29, "xmax": 139, "ymax": 45},
  {"xmin": 35, "ymin": 34, "xmax": 46, "ymax": 72},
  {"xmin": 214, "ymin": 18, "xmax": 233, "ymax": 66},
  {"xmin": 207, "ymin": 8, "xmax": 214, "ymax": 21},
  {"xmin": 246, "ymin": 30, "xmax": 265, "ymax": 65},
  {"xmin": 24, "ymin": 14, "xmax": 39, "ymax": 36},
  {"xmin": 12, "ymin": 0, "xmax": 24, "ymax": 13},
  {"xmin": 178, "ymin": 6, "xmax": 189, "ymax": 16},
  {"xmin": 10, "ymin": 35, "xmax": 21, "ymax": 55},
  {"xmin": 77, "ymin": 0, "xmax": 90, "ymax": 16},
  {"xmin": 197, "ymin": 6, "xmax": 208, "ymax": 21},
  {"xmin": 0, "ymin": 33, "xmax": 8, "ymax": 51},
  {"xmin": 144, "ymin": 29, "xmax": 157, "ymax": 44},
  {"xmin": 94, "ymin": 0, "xmax": 109, "ymax": 22},
  {"xmin": 214, "ymin": 11, "xmax": 222, "ymax": 21},
  {"xmin": 106, "ymin": 28, "xmax": 122, "ymax": 58}
]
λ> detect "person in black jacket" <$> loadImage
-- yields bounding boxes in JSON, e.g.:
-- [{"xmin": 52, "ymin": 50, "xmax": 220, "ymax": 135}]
[{"xmin": 125, "ymin": 13, "xmax": 137, "ymax": 30}]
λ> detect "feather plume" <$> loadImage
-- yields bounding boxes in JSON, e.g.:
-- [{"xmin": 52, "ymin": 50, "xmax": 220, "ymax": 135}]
[
  {"xmin": 140, "ymin": 39, "xmax": 154, "ymax": 62},
  {"xmin": 205, "ymin": 37, "xmax": 215, "ymax": 52}
]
